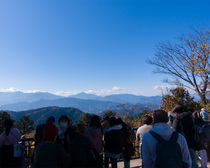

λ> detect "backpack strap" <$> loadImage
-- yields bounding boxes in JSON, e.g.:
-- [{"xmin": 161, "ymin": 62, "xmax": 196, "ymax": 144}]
[
  {"xmin": 150, "ymin": 131, "xmax": 179, "ymax": 143},
  {"xmin": 169, "ymin": 131, "xmax": 179, "ymax": 143},
  {"xmin": 149, "ymin": 131, "xmax": 165, "ymax": 142}
]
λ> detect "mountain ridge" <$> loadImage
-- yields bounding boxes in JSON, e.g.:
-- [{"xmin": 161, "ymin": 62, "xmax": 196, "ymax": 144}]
[
  {"xmin": 0, "ymin": 97, "xmax": 119, "ymax": 113},
  {"xmin": 4, "ymin": 106, "xmax": 84, "ymax": 127},
  {"xmin": 0, "ymin": 91, "xmax": 162, "ymax": 113}
]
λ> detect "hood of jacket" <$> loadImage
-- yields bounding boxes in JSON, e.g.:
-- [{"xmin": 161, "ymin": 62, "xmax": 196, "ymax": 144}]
[
  {"xmin": 151, "ymin": 123, "xmax": 173, "ymax": 138},
  {"xmin": 108, "ymin": 124, "xmax": 122, "ymax": 132}
]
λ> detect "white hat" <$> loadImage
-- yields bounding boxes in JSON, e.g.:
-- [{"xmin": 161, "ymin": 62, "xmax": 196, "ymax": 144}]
[{"xmin": 201, "ymin": 108, "xmax": 205, "ymax": 111}]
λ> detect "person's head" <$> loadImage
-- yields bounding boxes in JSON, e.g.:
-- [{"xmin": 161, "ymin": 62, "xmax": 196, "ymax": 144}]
[
  {"xmin": 58, "ymin": 115, "xmax": 70, "ymax": 129},
  {"xmin": 192, "ymin": 111, "xmax": 200, "ymax": 119},
  {"xmin": 192, "ymin": 111, "xmax": 205, "ymax": 125},
  {"xmin": 153, "ymin": 110, "xmax": 169, "ymax": 124},
  {"xmin": 43, "ymin": 121, "xmax": 58, "ymax": 142},
  {"xmin": 4, "ymin": 119, "xmax": 14, "ymax": 136},
  {"xmin": 65, "ymin": 126, "xmax": 80, "ymax": 143},
  {"xmin": 76, "ymin": 123, "xmax": 86, "ymax": 135},
  {"xmin": 103, "ymin": 116, "xmax": 109, "ymax": 121},
  {"xmin": 89, "ymin": 115, "xmax": 101, "ymax": 128},
  {"xmin": 116, "ymin": 117, "xmax": 123, "ymax": 125},
  {"xmin": 142, "ymin": 115, "xmax": 153, "ymax": 125},
  {"xmin": 46, "ymin": 116, "xmax": 55, "ymax": 123},
  {"xmin": 108, "ymin": 117, "xmax": 117, "ymax": 127},
  {"xmin": 171, "ymin": 105, "xmax": 183, "ymax": 115},
  {"xmin": 201, "ymin": 108, "xmax": 206, "ymax": 112}
]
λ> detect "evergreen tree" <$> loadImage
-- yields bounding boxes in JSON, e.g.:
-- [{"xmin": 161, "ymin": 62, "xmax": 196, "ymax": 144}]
[
  {"xmin": 79, "ymin": 113, "xmax": 93, "ymax": 127},
  {"xmin": 16, "ymin": 115, "xmax": 34, "ymax": 135},
  {"xmin": 0, "ymin": 111, "xmax": 11, "ymax": 134}
]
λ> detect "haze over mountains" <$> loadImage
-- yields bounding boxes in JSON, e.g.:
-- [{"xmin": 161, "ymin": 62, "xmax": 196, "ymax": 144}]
[
  {"xmin": 0, "ymin": 91, "xmax": 162, "ymax": 113},
  {"xmin": 0, "ymin": 91, "xmax": 62, "ymax": 106}
]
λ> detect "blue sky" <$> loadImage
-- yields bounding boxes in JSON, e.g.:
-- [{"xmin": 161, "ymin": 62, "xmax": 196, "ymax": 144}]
[{"xmin": 0, "ymin": 0, "xmax": 209, "ymax": 96}]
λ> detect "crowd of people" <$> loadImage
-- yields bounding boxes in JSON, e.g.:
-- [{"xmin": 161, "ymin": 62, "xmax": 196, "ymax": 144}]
[
  {"xmin": 0, "ymin": 114, "xmax": 134, "ymax": 168},
  {"xmin": 136, "ymin": 106, "xmax": 209, "ymax": 168},
  {"xmin": 0, "ymin": 106, "xmax": 209, "ymax": 168}
]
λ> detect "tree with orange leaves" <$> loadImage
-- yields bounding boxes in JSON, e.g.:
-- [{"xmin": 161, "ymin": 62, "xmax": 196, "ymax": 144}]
[{"xmin": 160, "ymin": 87, "xmax": 197, "ymax": 112}]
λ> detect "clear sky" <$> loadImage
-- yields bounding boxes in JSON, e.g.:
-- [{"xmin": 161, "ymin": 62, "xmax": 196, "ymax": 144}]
[{"xmin": 0, "ymin": 0, "xmax": 209, "ymax": 96}]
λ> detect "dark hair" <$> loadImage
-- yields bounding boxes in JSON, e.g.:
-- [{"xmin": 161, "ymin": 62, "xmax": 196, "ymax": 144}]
[
  {"xmin": 171, "ymin": 105, "xmax": 183, "ymax": 114},
  {"xmin": 153, "ymin": 110, "xmax": 169, "ymax": 124},
  {"xmin": 104, "ymin": 116, "xmax": 109, "ymax": 121},
  {"xmin": 4, "ymin": 119, "xmax": 14, "ymax": 136},
  {"xmin": 89, "ymin": 115, "xmax": 103, "ymax": 133},
  {"xmin": 116, "ymin": 117, "xmax": 123, "ymax": 125},
  {"xmin": 192, "ymin": 111, "xmax": 205, "ymax": 125},
  {"xmin": 58, "ymin": 115, "xmax": 71, "ymax": 124},
  {"xmin": 46, "ymin": 116, "xmax": 55, "ymax": 123},
  {"xmin": 89, "ymin": 115, "xmax": 100, "ymax": 128},
  {"xmin": 142, "ymin": 115, "xmax": 153, "ymax": 125},
  {"xmin": 65, "ymin": 126, "xmax": 80, "ymax": 141},
  {"xmin": 109, "ymin": 117, "xmax": 117, "ymax": 127},
  {"xmin": 76, "ymin": 123, "xmax": 86, "ymax": 134}
]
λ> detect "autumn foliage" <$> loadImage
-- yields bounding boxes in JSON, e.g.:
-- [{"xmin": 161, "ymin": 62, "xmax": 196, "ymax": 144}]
[{"xmin": 160, "ymin": 87, "xmax": 197, "ymax": 112}]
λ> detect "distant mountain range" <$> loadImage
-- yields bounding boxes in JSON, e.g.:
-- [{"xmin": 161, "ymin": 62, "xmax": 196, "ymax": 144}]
[
  {"xmin": 5, "ymin": 106, "xmax": 84, "ymax": 127},
  {"xmin": 0, "ymin": 91, "xmax": 61, "ymax": 106},
  {"xmin": 0, "ymin": 97, "xmax": 119, "ymax": 113},
  {"xmin": 0, "ymin": 91, "xmax": 162, "ymax": 113},
  {"xmin": 70, "ymin": 92, "xmax": 162, "ymax": 104}
]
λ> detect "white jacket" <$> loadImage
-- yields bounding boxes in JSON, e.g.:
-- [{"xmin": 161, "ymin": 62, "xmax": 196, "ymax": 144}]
[{"xmin": 142, "ymin": 123, "xmax": 192, "ymax": 168}]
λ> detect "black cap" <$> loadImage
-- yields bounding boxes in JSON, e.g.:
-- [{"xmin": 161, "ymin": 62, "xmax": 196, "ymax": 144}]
[{"xmin": 46, "ymin": 116, "xmax": 55, "ymax": 123}]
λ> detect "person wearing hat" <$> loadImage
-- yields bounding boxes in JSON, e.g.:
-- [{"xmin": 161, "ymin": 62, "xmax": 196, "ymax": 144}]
[
  {"xmin": 200, "ymin": 108, "xmax": 209, "ymax": 120},
  {"xmin": 35, "ymin": 116, "xmax": 56, "ymax": 146},
  {"xmin": 32, "ymin": 121, "xmax": 71, "ymax": 168}
]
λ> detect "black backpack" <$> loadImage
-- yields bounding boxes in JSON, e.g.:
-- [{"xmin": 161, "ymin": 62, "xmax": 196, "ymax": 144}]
[
  {"xmin": 150, "ymin": 131, "xmax": 186, "ymax": 168},
  {"xmin": 191, "ymin": 120, "xmax": 205, "ymax": 150},
  {"xmin": 67, "ymin": 138, "xmax": 100, "ymax": 168}
]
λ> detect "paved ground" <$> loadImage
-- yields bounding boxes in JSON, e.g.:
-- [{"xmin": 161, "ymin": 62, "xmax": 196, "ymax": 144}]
[
  {"xmin": 109, "ymin": 158, "xmax": 142, "ymax": 168},
  {"xmin": 113, "ymin": 158, "xmax": 210, "ymax": 168}
]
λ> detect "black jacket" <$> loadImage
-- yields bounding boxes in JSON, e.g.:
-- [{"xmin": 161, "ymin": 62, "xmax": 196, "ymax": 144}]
[
  {"xmin": 35, "ymin": 124, "xmax": 45, "ymax": 146},
  {"xmin": 104, "ymin": 125, "xmax": 123, "ymax": 154},
  {"xmin": 66, "ymin": 136, "xmax": 99, "ymax": 167},
  {"xmin": 173, "ymin": 112, "xmax": 194, "ymax": 148}
]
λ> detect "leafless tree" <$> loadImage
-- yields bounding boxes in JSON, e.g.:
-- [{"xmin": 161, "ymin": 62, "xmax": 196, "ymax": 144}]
[{"xmin": 147, "ymin": 27, "xmax": 210, "ymax": 104}]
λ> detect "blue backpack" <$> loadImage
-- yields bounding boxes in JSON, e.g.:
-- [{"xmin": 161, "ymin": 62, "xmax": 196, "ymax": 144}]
[{"xmin": 150, "ymin": 131, "xmax": 187, "ymax": 168}]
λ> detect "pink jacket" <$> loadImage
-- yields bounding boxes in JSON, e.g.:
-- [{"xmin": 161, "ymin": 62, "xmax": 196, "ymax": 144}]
[
  {"xmin": 85, "ymin": 127, "xmax": 103, "ymax": 154},
  {"xmin": 0, "ymin": 128, "xmax": 21, "ymax": 147}
]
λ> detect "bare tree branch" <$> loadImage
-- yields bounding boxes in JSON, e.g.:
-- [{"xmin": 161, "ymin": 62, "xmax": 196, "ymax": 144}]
[{"xmin": 147, "ymin": 27, "xmax": 210, "ymax": 104}]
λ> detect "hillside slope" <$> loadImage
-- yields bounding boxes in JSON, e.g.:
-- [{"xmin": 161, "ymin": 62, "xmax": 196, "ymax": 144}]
[{"xmin": 6, "ymin": 106, "xmax": 84, "ymax": 127}]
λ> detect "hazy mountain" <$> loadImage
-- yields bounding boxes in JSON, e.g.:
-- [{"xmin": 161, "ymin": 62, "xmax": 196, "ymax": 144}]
[
  {"xmin": 0, "ymin": 91, "xmax": 162, "ymax": 113},
  {"xmin": 0, "ymin": 91, "xmax": 62, "ymax": 106},
  {"xmin": 104, "ymin": 94, "xmax": 162, "ymax": 104},
  {"xmin": 0, "ymin": 97, "xmax": 118, "ymax": 113},
  {"xmin": 71, "ymin": 93, "xmax": 162, "ymax": 104},
  {"xmin": 70, "ymin": 92, "xmax": 102, "ymax": 100},
  {"xmin": 5, "ymin": 106, "xmax": 84, "ymax": 127}
]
